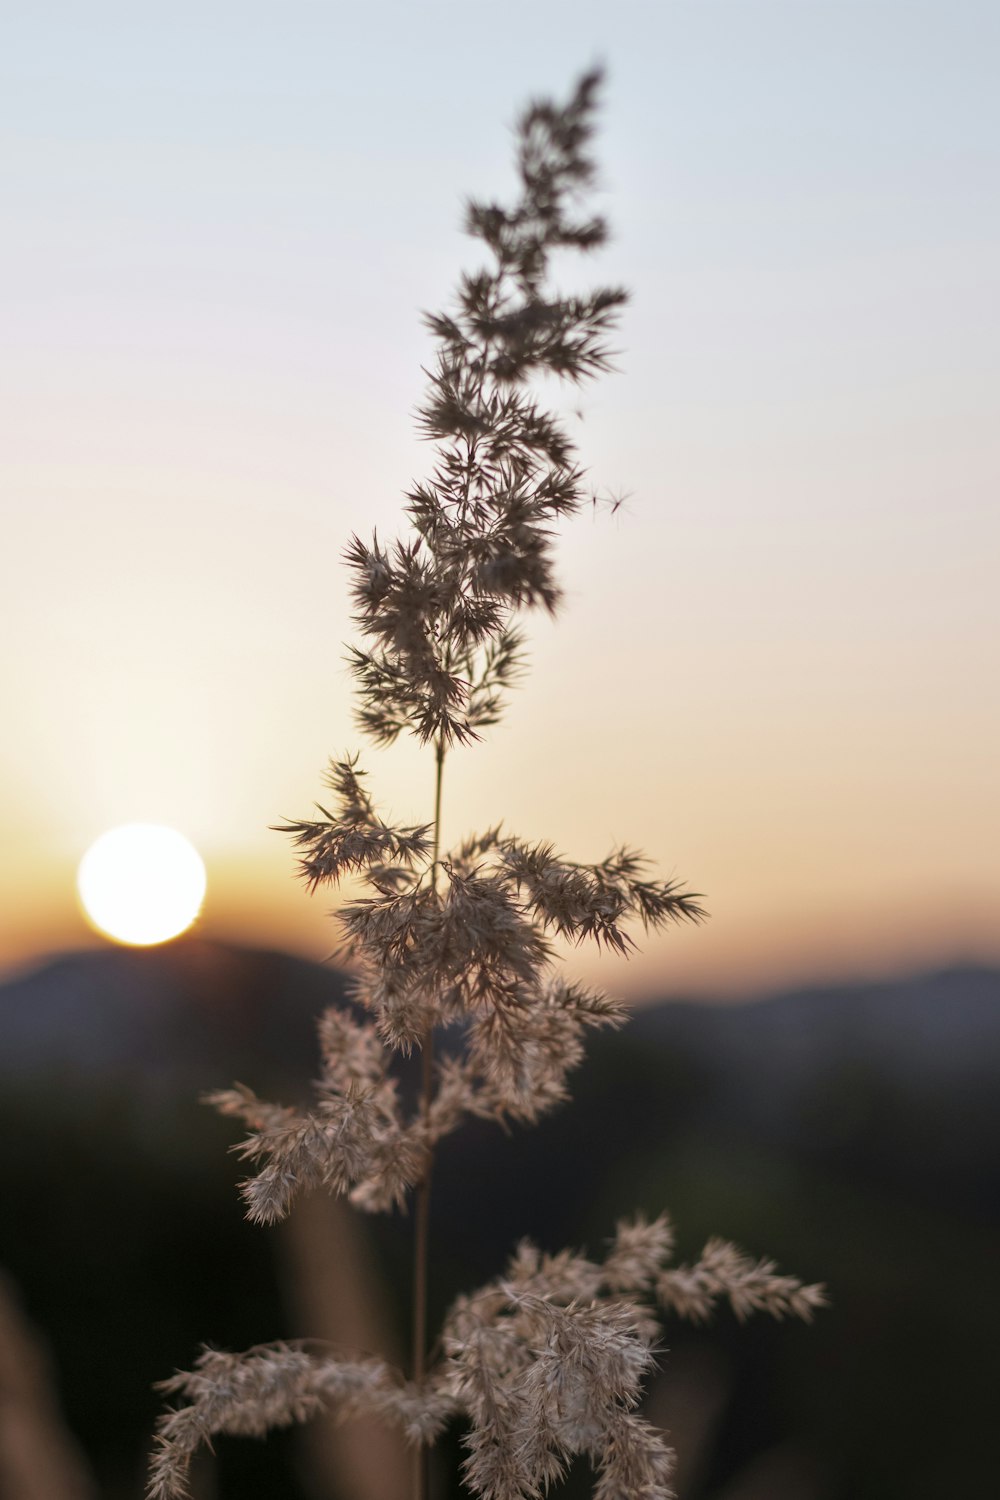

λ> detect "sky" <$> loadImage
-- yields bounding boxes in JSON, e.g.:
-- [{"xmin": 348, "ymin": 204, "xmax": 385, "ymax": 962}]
[{"xmin": 2, "ymin": 0, "xmax": 998, "ymax": 998}]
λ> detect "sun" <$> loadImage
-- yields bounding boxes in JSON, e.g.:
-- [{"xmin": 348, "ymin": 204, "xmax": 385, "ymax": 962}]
[{"xmin": 77, "ymin": 824, "xmax": 207, "ymax": 947}]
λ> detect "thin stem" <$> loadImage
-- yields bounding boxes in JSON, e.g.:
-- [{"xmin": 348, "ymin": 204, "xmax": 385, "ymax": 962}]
[
  {"xmin": 412, "ymin": 735, "xmax": 446, "ymax": 1500},
  {"xmin": 430, "ymin": 736, "xmax": 445, "ymax": 877}
]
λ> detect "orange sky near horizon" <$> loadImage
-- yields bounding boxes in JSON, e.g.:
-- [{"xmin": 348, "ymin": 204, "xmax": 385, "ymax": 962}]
[{"xmin": 3, "ymin": 2, "xmax": 998, "ymax": 999}]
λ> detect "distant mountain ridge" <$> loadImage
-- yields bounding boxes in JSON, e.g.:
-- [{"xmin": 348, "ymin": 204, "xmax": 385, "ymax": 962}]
[
  {"xmin": 2, "ymin": 941, "xmax": 996, "ymax": 1094},
  {"xmin": 632, "ymin": 962, "xmax": 1000, "ymax": 1080},
  {"xmin": 0, "ymin": 940, "xmax": 343, "ymax": 1094}
]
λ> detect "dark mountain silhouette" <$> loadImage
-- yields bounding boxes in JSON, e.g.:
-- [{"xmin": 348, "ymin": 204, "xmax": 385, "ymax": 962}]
[
  {"xmin": 0, "ymin": 939, "xmax": 340, "ymax": 1095},
  {"xmin": 3, "ymin": 942, "xmax": 996, "ymax": 1097},
  {"xmin": 633, "ymin": 963, "xmax": 1000, "ymax": 1081}
]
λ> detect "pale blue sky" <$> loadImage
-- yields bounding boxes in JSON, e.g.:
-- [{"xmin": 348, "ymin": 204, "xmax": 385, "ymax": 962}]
[{"xmin": 2, "ymin": 2, "xmax": 998, "ymax": 992}]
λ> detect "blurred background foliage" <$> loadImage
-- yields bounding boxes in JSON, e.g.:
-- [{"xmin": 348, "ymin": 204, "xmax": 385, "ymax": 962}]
[{"xmin": 1, "ymin": 943, "xmax": 997, "ymax": 1499}]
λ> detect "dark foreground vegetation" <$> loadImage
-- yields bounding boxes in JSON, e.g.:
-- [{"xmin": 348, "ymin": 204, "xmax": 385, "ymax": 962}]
[{"xmin": 1, "ymin": 942, "xmax": 997, "ymax": 1500}]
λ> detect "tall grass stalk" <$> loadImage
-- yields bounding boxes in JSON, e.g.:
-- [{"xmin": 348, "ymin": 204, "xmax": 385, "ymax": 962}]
[{"xmin": 148, "ymin": 72, "xmax": 824, "ymax": 1500}]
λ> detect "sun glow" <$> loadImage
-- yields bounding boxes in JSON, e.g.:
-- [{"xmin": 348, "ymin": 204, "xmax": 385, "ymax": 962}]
[{"xmin": 77, "ymin": 824, "xmax": 207, "ymax": 947}]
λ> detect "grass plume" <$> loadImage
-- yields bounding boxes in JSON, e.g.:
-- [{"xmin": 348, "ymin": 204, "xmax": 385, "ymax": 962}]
[{"xmin": 148, "ymin": 70, "xmax": 823, "ymax": 1500}]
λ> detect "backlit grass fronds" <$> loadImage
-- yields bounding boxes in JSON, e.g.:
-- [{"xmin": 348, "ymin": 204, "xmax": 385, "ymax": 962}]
[
  {"xmin": 149, "ymin": 69, "xmax": 824, "ymax": 1500},
  {"xmin": 656, "ymin": 1238, "xmax": 830, "ymax": 1325},
  {"xmin": 205, "ymin": 1077, "xmax": 425, "ymax": 1220},
  {"xmin": 278, "ymin": 756, "xmax": 432, "ymax": 891},
  {"xmin": 148, "ymin": 1224, "xmax": 824, "ymax": 1499},
  {"xmin": 148, "ymin": 1344, "xmax": 457, "ymax": 1500}
]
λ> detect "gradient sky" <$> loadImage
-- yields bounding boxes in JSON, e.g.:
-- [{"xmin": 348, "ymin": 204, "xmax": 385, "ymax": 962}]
[{"xmin": 3, "ymin": 0, "xmax": 998, "ymax": 997}]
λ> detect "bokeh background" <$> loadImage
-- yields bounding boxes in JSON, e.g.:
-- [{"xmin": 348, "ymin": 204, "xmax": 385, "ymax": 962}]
[
  {"xmin": 2, "ymin": 3, "xmax": 997, "ymax": 1498},
  {"xmin": 5, "ymin": 0, "xmax": 999, "ymax": 994}
]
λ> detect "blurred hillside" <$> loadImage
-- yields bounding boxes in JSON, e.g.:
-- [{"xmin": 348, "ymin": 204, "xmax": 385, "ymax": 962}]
[{"xmin": 1, "ymin": 944, "xmax": 997, "ymax": 1499}]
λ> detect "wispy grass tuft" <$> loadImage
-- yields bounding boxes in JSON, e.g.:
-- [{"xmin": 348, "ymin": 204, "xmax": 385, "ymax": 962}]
[{"xmin": 148, "ymin": 70, "xmax": 823, "ymax": 1500}]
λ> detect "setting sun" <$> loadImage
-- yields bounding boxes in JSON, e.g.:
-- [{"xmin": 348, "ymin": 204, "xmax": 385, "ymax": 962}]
[{"xmin": 76, "ymin": 824, "xmax": 207, "ymax": 947}]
